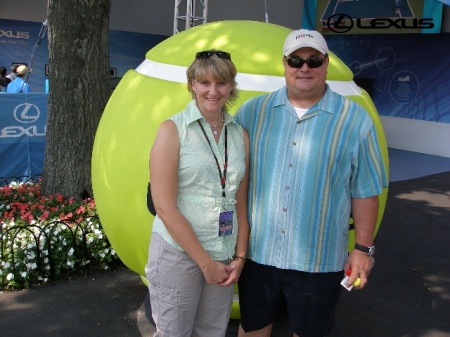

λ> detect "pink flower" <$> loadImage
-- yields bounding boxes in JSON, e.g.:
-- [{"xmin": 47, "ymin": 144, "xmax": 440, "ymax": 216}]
[
  {"xmin": 40, "ymin": 211, "xmax": 50, "ymax": 221},
  {"xmin": 59, "ymin": 212, "xmax": 73, "ymax": 221},
  {"xmin": 76, "ymin": 205, "xmax": 86, "ymax": 214}
]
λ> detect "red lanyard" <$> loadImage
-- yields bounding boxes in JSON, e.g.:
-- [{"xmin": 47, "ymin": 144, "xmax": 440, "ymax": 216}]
[{"xmin": 197, "ymin": 120, "xmax": 228, "ymax": 198}]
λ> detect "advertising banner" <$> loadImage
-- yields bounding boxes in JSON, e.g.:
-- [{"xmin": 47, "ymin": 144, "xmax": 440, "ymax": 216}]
[
  {"xmin": 326, "ymin": 33, "xmax": 450, "ymax": 124},
  {"xmin": 303, "ymin": 0, "xmax": 443, "ymax": 34},
  {"xmin": 0, "ymin": 18, "xmax": 168, "ymax": 93},
  {"xmin": 0, "ymin": 93, "xmax": 48, "ymax": 180}
]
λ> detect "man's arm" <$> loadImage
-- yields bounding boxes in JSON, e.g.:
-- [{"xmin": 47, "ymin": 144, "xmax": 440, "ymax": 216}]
[{"xmin": 344, "ymin": 195, "xmax": 379, "ymax": 289}]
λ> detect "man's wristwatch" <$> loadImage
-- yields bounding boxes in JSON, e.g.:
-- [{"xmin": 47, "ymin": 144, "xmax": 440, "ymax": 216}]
[{"xmin": 354, "ymin": 243, "xmax": 376, "ymax": 257}]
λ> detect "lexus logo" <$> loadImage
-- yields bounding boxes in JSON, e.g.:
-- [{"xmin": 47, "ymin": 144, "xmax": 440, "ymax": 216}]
[
  {"xmin": 14, "ymin": 103, "xmax": 40, "ymax": 124},
  {"xmin": 326, "ymin": 13, "xmax": 434, "ymax": 33},
  {"xmin": 327, "ymin": 14, "xmax": 354, "ymax": 33}
]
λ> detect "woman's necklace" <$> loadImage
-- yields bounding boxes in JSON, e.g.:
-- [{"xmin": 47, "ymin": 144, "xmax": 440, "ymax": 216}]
[{"xmin": 209, "ymin": 112, "xmax": 224, "ymax": 136}]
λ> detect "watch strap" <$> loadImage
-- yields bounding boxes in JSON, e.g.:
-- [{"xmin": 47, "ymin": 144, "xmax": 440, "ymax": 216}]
[
  {"xmin": 354, "ymin": 243, "xmax": 370, "ymax": 253},
  {"xmin": 354, "ymin": 243, "xmax": 375, "ymax": 256}
]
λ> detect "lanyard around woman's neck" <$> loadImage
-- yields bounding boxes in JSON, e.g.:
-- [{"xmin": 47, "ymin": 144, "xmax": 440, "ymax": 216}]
[{"xmin": 197, "ymin": 120, "xmax": 228, "ymax": 198}]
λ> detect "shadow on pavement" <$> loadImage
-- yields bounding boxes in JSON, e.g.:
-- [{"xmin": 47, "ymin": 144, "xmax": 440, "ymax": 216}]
[{"xmin": 1, "ymin": 171, "xmax": 449, "ymax": 337}]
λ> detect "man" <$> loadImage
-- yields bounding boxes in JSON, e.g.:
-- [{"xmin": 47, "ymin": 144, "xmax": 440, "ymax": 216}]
[
  {"xmin": 7, "ymin": 65, "xmax": 30, "ymax": 93},
  {"xmin": 395, "ymin": 0, "xmax": 402, "ymax": 14},
  {"xmin": 234, "ymin": 29, "xmax": 388, "ymax": 337}
]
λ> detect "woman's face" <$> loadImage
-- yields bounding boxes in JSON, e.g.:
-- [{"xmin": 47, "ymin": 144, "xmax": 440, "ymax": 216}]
[{"xmin": 192, "ymin": 70, "xmax": 233, "ymax": 115}]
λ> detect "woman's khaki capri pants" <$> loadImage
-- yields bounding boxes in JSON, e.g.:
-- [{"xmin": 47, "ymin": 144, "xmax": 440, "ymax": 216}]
[{"xmin": 145, "ymin": 233, "xmax": 234, "ymax": 337}]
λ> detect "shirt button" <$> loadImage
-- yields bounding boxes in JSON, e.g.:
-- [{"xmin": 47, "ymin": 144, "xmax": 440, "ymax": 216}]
[
  {"xmin": 285, "ymin": 186, "xmax": 289, "ymax": 190},
  {"xmin": 281, "ymin": 229, "xmax": 285, "ymax": 234},
  {"xmin": 289, "ymin": 163, "xmax": 293, "ymax": 167},
  {"xmin": 292, "ymin": 141, "xmax": 296, "ymax": 145},
  {"xmin": 283, "ymin": 208, "xmax": 287, "ymax": 212}
]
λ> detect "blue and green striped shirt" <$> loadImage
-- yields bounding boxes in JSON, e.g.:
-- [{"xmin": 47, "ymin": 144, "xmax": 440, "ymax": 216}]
[{"xmin": 234, "ymin": 85, "xmax": 388, "ymax": 272}]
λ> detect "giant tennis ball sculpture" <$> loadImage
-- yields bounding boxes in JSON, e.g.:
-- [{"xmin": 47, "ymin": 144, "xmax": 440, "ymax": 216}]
[{"xmin": 92, "ymin": 20, "xmax": 389, "ymax": 319}]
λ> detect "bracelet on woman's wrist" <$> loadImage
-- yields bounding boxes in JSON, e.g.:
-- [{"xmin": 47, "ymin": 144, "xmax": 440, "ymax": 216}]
[{"xmin": 232, "ymin": 254, "xmax": 246, "ymax": 263}]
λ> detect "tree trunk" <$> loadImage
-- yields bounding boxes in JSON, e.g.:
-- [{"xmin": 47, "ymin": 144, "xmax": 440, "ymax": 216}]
[{"xmin": 42, "ymin": 0, "xmax": 111, "ymax": 199}]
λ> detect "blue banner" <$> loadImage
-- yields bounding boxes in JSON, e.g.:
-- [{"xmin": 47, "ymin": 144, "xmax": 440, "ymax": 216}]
[
  {"xmin": 0, "ymin": 18, "xmax": 168, "ymax": 180},
  {"xmin": 0, "ymin": 93, "xmax": 48, "ymax": 180},
  {"xmin": 0, "ymin": 19, "xmax": 47, "ymax": 93},
  {"xmin": 0, "ymin": 18, "xmax": 168, "ymax": 93}
]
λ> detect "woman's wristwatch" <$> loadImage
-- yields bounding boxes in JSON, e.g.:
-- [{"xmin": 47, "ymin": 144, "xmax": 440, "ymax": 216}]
[{"xmin": 232, "ymin": 254, "xmax": 246, "ymax": 263}]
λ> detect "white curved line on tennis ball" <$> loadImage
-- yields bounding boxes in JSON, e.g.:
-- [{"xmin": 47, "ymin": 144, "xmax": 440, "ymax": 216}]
[{"xmin": 135, "ymin": 59, "xmax": 362, "ymax": 96}]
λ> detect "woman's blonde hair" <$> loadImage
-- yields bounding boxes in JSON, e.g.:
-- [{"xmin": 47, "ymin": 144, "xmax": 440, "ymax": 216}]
[{"xmin": 186, "ymin": 50, "xmax": 239, "ymax": 111}]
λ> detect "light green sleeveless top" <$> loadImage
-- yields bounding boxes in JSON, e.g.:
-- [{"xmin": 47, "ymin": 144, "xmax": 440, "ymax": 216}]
[{"xmin": 152, "ymin": 100, "xmax": 246, "ymax": 261}]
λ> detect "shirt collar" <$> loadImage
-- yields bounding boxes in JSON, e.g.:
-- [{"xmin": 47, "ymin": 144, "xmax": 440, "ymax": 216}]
[
  {"xmin": 313, "ymin": 84, "xmax": 337, "ymax": 115},
  {"xmin": 275, "ymin": 84, "xmax": 337, "ymax": 115}
]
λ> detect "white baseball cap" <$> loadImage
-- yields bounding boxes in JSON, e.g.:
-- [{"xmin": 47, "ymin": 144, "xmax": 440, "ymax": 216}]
[
  {"xmin": 283, "ymin": 29, "xmax": 329, "ymax": 56},
  {"xmin": 16, "ymin": 65, "xmax": 28, "ymax": 75}
]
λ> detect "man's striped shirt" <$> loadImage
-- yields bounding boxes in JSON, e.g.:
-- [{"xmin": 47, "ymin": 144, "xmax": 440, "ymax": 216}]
[{"xmin": 234, "ymin": 85, "xmax": 388, "ymax": 272}]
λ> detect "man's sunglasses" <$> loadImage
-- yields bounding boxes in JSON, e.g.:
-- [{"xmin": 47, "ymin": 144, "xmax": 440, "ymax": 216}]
[
  {"xmin": 285, "ymin": 55, "xmax": 327, "ymax": 69},
  {"xmin": 196, "ymin": 51, "xmax": 231, "ymax": 60}
]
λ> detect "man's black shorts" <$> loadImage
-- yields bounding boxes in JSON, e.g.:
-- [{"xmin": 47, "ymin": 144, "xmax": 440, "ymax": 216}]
[{"xmin": 238, "ymin": 259, "xmax": 342, "ymax": 337}]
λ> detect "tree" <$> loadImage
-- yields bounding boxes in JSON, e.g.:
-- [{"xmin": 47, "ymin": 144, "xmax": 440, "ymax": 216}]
[{"xmin": 42, "ymin": 0, "xmax": 111, "ymax": 199}]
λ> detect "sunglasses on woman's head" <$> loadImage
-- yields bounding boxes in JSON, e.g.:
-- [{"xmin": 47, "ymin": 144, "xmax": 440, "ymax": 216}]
[
  {"xmin": 285, "ymin": 55, "xmax": 327, "ymax": 69},
  {"xmin": 196, "ymin": 51, "xmax": 231, "ymax": 60}
]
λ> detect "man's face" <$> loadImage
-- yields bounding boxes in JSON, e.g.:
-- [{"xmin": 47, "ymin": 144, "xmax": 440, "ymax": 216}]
[{"xmin": 283, "ymin": 47, "xmax": 329, "ymax": 101}]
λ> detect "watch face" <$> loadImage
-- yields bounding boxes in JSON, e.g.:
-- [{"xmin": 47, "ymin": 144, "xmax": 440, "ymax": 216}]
[{"xmin": 369, "ymin": 246, "xmax": 376, "ymax": 256}]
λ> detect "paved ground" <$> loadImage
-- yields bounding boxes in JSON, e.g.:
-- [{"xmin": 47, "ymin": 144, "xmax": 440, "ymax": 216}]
[{"xmin": 1, "ymin": 171, "xmax": 449, "ymax": 337}]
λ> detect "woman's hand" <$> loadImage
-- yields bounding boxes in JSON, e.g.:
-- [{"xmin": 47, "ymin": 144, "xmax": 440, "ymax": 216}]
[
  {"xmin": 201, "ymin": 260, "xmax": 233, "ymax": 285},
  {"xmin": 218, "ymin": 258, "xmax": 245, "ymax": 287}
]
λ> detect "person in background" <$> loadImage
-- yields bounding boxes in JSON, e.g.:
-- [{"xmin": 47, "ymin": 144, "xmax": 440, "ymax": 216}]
[
  {"xmin": 234, "ymin": 29, "xmax": 388, "ymax": 337},
  {"xmin": 6, "ymin": 65, "xmax": 30, "ymax": 93},
  {"xmin": 145, "ymin": 49, "xmax": 250, "ymax": 337},
  {"xmin": 6, "ymin": 64, "xmax": 18, "ymax": 82},
  {"xmin": 0, "ymin": 67, "xmax": 11, "ymax": 92},
  {"xmin": 395, "ymin": 0, "xmax": 402, "ymax": 14}
]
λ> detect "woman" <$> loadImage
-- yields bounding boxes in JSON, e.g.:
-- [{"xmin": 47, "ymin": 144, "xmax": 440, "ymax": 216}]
[{"xmin": 145, "ymin": 50, "xmax": 250, "ymax": 337}]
